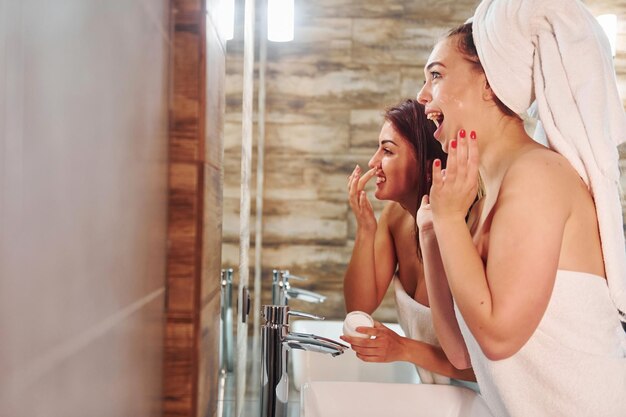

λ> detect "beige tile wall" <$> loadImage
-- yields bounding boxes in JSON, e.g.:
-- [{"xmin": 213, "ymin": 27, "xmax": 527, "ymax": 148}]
[
  {"xmin": 0, "ymin": 0, "xmax": 170, "ymax": 415},
  {"xmin": 223, "ymin": 0, "xmax": 626, "ymax": 321}
]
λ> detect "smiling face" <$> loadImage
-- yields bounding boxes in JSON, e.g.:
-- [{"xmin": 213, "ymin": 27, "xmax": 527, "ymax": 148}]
[
  {"xmin": 367, "ymin": 121, "xmax": 420, "ymax": 201},
  {"xmin": 417, "ymin": 36, "xmax": 490, "ymax": 152}
]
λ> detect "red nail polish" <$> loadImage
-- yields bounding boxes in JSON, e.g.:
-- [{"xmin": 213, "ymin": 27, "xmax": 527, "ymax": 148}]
[
  {"xmin": 451, "ymin": 140, "xmax": 457, "ymax": 149},
  {"xmin": 434, "ymin": 159, "xmax": 441, "ymax": 167},
  {"xmin": 459, "ymin": 129, "xmax": 466, "ymax": 138},
  {"xmin": 470, "ymin": 131, "xmax": 476, "ymax": 140}
]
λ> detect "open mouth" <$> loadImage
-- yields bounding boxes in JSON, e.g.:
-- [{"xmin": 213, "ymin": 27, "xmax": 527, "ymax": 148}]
[
  {"xmin": 374, "ymin": 168, "xmax": 386, "ymax": 186},
  {"xmin": 426, "ymin": 111, "xmax": 444, "ymax": 129},
  {"xmin": 426, "ymin": 111, "xmax": 445, "ymax": 140}
]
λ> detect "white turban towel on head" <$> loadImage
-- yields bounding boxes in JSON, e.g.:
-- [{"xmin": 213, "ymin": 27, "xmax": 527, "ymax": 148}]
[{"xmin": 472, "ymin": 0, "xmax": 626, "ymax": 319}]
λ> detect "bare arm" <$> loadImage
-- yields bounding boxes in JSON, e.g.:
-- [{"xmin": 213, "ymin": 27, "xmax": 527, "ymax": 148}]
[
  {"xmin": 430, "ymin": 133, "xmax": 569, "ymax": 360},
  {"xmin": 417, "ymin": 195, "xmax": 471, "ymax": 369},
  {"xmin": 340, "ymin": 322, "xmax": 476, "ymax": 381},
  {"xmin": 344, "ymin": 166, "xmax": 397, "ymax": 313}
]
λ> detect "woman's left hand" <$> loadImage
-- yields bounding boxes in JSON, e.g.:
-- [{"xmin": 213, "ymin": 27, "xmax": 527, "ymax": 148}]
[
  {"xmin": 429, "ymin": 129, "xmax": 479, "ymax": 222},
  {"xmin": 416, "ymin": 194, "xmax": 434, "ymax": 233},
  {"xmin": 340, "ymin": 321, "xmax": 406, "ymax": 363}
]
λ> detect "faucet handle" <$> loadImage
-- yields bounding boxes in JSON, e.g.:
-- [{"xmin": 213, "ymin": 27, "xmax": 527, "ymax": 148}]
[
  {"xmin": 281, "ymin": 270, "xmax": 307, "ymax": 282},
  {"xmin": 261, "ymin": 305, "xmax": 325, "ymax": 325},
  {"xmin": 288, "ymin": 310, "xmax": 325, "ymax": 321}
]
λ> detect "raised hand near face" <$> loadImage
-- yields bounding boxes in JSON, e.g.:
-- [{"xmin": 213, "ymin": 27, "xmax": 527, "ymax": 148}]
[
  {"xmin": 429, "ymin": 130, "xmax": 479, "ymax": 223},
  {"xmin": 347, "ymin": 165, "xmax": 378, "ymax": 233},
  {"xmin": 416, "ymin": 194, "xmax": 434, "ymax": 233}
]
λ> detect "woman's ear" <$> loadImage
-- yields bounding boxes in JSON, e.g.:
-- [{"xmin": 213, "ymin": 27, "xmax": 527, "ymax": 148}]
[{"xmin": 482, "ymin": 78, "xmax": 496, "ymax": 102}]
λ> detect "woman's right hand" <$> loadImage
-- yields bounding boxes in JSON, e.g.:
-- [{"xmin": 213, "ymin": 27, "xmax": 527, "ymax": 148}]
[{"xmin": 347, "ymin": 165, "xmax": 377, "ymax": 233}]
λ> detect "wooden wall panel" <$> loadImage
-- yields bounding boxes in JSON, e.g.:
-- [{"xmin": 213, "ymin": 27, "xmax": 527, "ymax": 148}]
[
  {"xmin": 164, "ymin": 0, "xmax": 220, "ymax": 416},
  {"xmin": 164, "ymin": 0, "xmax": 225, "ymax": 414}
]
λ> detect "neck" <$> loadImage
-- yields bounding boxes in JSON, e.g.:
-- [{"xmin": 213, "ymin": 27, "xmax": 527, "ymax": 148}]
[
  {"xmin": 398, "ymin": 196, "xmax": 418, "ymax": 218},
  {"xmin": 476, "ymin": 116, "xmax": 535, "ymax": 196}
]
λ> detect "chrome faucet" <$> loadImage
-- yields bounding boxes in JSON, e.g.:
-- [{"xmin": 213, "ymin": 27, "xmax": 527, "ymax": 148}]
[
  {"xmin": 271, "ymin": 269, "xmax": 327, "ymax": 305},
  {"xmin": 260, "ymin": 305, "xmax": 347, "ymax": 417}
]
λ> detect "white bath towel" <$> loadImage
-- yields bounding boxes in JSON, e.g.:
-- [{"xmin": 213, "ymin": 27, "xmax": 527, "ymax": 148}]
[
  {"xmin": 393, "ymin": 277, "xmax": 450, "ymax": 385},
  {"xmin": 472, "ymin": 0, "xmax": 626, "ymax": 319},
  {"xmin": 457, "ymin": 270, "xmax": 626, "ymax": 417}
]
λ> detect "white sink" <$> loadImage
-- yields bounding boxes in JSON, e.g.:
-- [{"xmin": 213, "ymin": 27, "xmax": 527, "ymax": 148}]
[
  {"xmin": 300, "ymin": 381, "xmax": 493, "ymax": 417},
  {"xmin": 290, "ymin": 319, "xmax": 419, "ymax": 390}
]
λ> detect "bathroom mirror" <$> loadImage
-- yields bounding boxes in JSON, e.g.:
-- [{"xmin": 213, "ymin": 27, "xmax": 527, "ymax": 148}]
[{"xmin": 220, "ymin": 0, "xmax": 626, "ymax": 414}]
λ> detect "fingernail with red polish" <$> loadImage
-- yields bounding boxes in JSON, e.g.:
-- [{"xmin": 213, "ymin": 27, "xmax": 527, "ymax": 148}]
[
  {"xmin": 459, "ymin": 129, "xmax": 466, "ymax": 138},
  {"xmin": 451, "ymin": 140, "xmax": 457, "ymax": 149},
  {"xmin": 434, "ymin": 159, "xmax": 441, "ymax": 167},
  {"xmin": 470, "ymin": 131, "xmax": 476, "ymax": 140}
]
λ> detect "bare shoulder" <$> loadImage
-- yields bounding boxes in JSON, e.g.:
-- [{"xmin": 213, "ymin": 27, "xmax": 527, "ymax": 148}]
[
  {"xmin": 508, "ymin": 146, "xmax": 577, "ymax": 178},
  {"xmin": 501, "ymin": 146, "xmax": 584, "ymax": 199},
  {"xmin": 378, "ymin": 201, "xmax": 398, "ymax": 229},
  {"xmin": 382, "ymin": 202, "xmax": 414, "ymax": 235}
]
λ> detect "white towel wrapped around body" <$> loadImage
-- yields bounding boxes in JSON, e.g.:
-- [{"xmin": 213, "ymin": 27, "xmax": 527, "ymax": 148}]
[
  {"xmin": 456, "ymin": 270, "xmax": 626, "ymax": 417},
  {"xmin": 393, "ymin": 277, "xmax": 450, "ymax": 385},
  {"xmin": 394, "ymin": 277, "xmax": 481, "ymax": 392},
  {"xmin": 472, "ymin": 0, "xmax": 626, "ymax": 318}
]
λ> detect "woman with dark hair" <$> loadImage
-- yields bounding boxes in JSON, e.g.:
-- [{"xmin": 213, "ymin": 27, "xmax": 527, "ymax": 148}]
[
  {"xmin": 416, "ymin": 1, "xmax": 626, "ymax": 414},
  {"xmin": 341, "ymin": 98, "xmax": 475, "ymax": 384}
]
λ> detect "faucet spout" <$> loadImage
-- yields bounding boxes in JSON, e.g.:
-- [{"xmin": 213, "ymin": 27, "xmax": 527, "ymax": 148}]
[
  {"xmin": 284, "ymin": 332, "xmax": 347, "ymax": 357},
  {"xmin": 286, "ymin": 287, "xmax": 327, "ymax": 303}
]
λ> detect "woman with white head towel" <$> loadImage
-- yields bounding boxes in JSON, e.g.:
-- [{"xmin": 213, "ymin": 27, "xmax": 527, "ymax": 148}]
[{"xmin": 416, "ymin": 0, "xmax": 626, "ymax": 415}]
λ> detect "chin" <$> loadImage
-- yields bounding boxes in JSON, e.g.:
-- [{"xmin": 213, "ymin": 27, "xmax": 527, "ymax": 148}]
[
  {"xmin": 375, "ymin": 186, "xmax": 396, "ymax": 201},
  {"xmin": 376, "ymin": 188, "xmax": 401, "ymax": 202}
]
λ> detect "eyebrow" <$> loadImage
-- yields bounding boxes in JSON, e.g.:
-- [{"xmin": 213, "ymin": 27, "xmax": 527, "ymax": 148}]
[
  {"xmin": 426, "ymin": 61, "xmax": 446, "ymax": 71},
  {"xmin": 381, "ymin": 139, "xmax": 398, "ymax": 146}
]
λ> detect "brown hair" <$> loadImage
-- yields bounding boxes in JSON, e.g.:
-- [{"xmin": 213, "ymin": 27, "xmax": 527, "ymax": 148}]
[
  {"xmin": 447, "ymin": 23, "xmax": 519, "ymax": 119},
  {"xmin": 383, "ymin": 98, "xmax": 447, "ymax": 260}
]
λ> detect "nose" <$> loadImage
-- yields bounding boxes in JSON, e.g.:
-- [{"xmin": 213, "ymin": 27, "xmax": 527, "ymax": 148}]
[
  {"xmin": 416, "ymin": 82, "xmax": 430, "ymax": 105},
  {"xmin": 368, "ymin": 151, "xmax": 380, "ymax": 170}
]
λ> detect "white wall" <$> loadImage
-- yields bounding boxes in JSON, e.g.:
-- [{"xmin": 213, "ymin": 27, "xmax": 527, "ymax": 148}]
[{"xmin": 0, "ymin": 1, "xmax": 170, "ymax": 415}]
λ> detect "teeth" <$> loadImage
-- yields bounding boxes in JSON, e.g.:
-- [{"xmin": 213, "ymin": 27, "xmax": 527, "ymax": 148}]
[
  {"xmin": 427, "ymin": 112, "xmax": 441, "ymax": 128},
  {"xmin": 376, "ymin": 177, "xmax": 386, "ymax": 184}
]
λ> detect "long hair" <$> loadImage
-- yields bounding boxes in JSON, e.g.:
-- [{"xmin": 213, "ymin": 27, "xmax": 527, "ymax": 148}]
[{"xmin": 383, "ymin": 98, "xmax": 447, "ymax": 260}]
